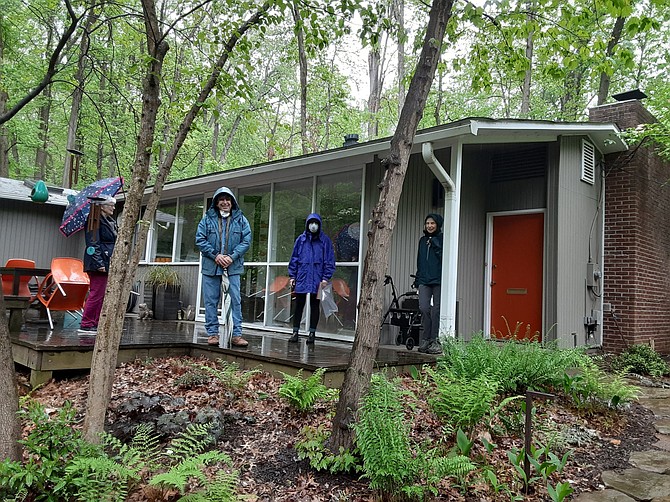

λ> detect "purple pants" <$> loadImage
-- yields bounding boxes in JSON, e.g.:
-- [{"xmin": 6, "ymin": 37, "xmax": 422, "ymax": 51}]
[{"xmin": 81, "ymin": 271, "xmax": 108, "ymax": 328}]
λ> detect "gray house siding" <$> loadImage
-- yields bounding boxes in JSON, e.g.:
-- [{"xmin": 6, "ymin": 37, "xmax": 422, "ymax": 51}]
[
  {"xmin": 554, "ymin": 136, "xmax": 603, "ymax": 347},
  {"xmin": 0, "ymin": 200, "xmax": 83, "ymax": 267}
]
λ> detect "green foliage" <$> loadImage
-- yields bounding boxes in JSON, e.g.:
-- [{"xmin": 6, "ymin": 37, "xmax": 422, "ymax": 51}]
[
  {"xmin": 278, "ymin": 367, "xmax": 337, "ymax": 411},
  {"xmin": 563, "ymin": 358, "xmax": 639, "ymax": 410},
  {"xmin": 426, "ymin": 367, "xmax": 501, "ymax": 433},
  {"xmin": 354, "ymin": 373, "xmax": 475, "ymax": 498},
  {"xmin": 295, "ymin": 424, "xmax": 361, "ymax": 473},
  {"xmin": 611, "ymin": 344, "xmax": 670, "ymax": 377},
  {"xmin": 167, "ymin": 423, "xmax": 216, "ymax": 462},
  {"xmin": 149, "ymin": 451, "xmax": 232, "ymax": 494},
  {"xmin": 507, "ymin": 442, "xmax": 572, "ymax": 494},
  {"xmin": 194, "ymin": 360, "xmax": 261, "ymax": 390},
  {"xmin": 439, "ymin": 335, "xmax": 586, "ymax": 394}
]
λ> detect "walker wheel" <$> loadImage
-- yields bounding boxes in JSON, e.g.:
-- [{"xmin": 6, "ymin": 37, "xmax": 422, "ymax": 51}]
[{"xmin": 406, "ymin": 338, "xmax": 415, "ymax": 350}]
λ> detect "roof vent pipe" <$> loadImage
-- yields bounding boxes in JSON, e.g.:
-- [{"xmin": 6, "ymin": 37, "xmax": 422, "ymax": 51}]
[{"xmin": 343, "ymin": 134, "xmax": 359, "ymax": 147}]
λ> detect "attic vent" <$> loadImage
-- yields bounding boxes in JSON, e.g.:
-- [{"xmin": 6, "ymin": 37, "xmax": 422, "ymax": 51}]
[
  {"xmin": 581, "ymin": 139, "xmax": 595, "ymax": 185},
  {"xmin": 490, "ymin": 145, "xmax": 547, "ymax": 183}
]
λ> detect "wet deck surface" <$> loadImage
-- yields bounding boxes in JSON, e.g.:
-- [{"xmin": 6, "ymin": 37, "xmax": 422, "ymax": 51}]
[{"xmin": 10, "ymin": 316, "xmax": 437, "ymax": 386}]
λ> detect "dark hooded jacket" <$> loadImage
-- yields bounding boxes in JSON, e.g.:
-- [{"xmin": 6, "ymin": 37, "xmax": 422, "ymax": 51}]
[
  {"xmin": 83, "ymin": 214, "xmax": 117, "ymax": 273},
  {"xmin": 195, "ymin": 187, "xmax": 251, "ymax": 276},
  {"xmin": 415, "ymin": 213, "xmax": 443, "ymax": 286},
  {"xmin": 288, "ymin": 213, "xmax": 336, "ymax": 294}
]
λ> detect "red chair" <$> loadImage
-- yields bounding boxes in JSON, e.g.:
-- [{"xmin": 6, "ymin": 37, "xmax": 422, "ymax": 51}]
[
  {"xmin": 36, "ymin": 258, "xmax": 90, "ymax": 329},
  {"xmin": 2, "ymin": 258, "xmax": 38, "ymax": 300}
]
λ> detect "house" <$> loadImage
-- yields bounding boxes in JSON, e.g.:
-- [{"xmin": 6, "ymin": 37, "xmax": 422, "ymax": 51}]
[
  {"xmin": 135, "ymin": 104, "xmax": 646, "ymax": 352},
  {"xmin": 0, "ymin": 178, "xmax": 83, "ymax": 267}
]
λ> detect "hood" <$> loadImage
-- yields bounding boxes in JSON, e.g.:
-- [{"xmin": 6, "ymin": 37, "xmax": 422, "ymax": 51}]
[
  {"xmin": 210, "ymin": 186, "xmax": 239, "ymax": 210},
  {"xmin": 304, "ymin": 213, "xmax": 323, "ymax": 232},
  {"xmin": 425, "ymin": 213, "xmax": 443, "ymax": 233}
]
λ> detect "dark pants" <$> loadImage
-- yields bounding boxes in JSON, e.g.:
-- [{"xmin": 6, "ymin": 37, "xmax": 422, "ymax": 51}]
[
  {"xmin": 81, "ymin": 271, "xmax": 108, "ymax": 328},
  {"xmin": 292, "ymin": 293, "xmax": 320, "ymax": 332},
  {"xmin": 419, "ymin": 284, "xmax": 441, "ymax": 342}
]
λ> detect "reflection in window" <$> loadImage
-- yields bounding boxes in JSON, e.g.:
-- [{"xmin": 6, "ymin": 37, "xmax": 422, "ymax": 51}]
[
  {"xmin": 271, "ymin": 179, "xmax": 312, "ymax": 262},
  {"xmin": 152, "ymin": 203, "xmax": 176, "ymax": 262},
  {"xmin": 266, "ymin": 266, "xmax": 295, "ymax": 329},
  {"xmin": 316, "ymin": 171, "xmax": 362, "ymax": 262},
  {"xmin": 240, "ymin": 266, "xmax": 266, "ymax": 323},
  {"xmin": 176, "ymin": 197, "xmax": 204, "ymax": 262},
  {"xmin": 238, "ymin": 186, "xmax": 270, "ymax": 262}
]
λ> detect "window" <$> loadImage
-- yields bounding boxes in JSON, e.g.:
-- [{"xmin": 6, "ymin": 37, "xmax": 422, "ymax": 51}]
[
  {"xmin": 151, "ymin": 202, "xmax": 177, "ymax": 262},
  {"xmin": 176, "ymin": 197, "xmax": 204, "ymax": 262},
  {"xmin": 237, "ymin": 186, "xmax": 270, "ymax": 262},
  {"xmin": 271, "ymin": 179, "xmax": 312, "ymax": 262}
]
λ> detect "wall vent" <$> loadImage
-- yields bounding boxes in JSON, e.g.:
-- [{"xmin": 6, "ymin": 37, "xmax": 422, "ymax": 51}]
[
  {"xmin": 581, "ymin": 139, "xmax": 596, "ymax": 185},
  {"xmin": 490, "ymin": 145, "xmax": 547, "ymax": 183}
]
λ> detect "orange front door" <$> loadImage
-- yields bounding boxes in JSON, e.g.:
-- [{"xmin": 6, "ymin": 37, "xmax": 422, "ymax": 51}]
[{"xmin": 490, "ymin": 213, "xmax": 544, "ymax": 341}]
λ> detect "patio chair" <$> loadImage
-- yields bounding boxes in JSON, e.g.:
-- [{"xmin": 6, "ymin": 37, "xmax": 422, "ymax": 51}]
[
  {"xmin": 36, "ymin": 258, "xmax": 90, "ymax": 330},
  {"xmin": 2, "ymin": 258, "xmax": 38, "ymax": 300}
]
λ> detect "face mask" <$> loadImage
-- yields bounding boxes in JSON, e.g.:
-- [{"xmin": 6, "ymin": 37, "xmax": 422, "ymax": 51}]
[
  {"xmin": 308, "ymin": 222, "xmax": 319, "ymax": 233},
  {"xmin": 220, "ymin": 211, "xmax": 230, "ymax": 218}
]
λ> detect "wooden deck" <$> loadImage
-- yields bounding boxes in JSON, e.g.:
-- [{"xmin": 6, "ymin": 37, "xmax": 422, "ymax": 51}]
[{"xmin": 10, "ymin": 316, "xmax": 438, "ymax": 387}]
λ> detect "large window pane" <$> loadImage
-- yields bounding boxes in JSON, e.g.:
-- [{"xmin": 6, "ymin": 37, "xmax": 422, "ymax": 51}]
[
  {"xmin": 240, "ymin": 265, "xmax": 266, "ymax": 324},
  {"xmin": 152, "ymin": 202, "xmax": 177, "ymax": 262},
  {"xmin": 176, "ymin": 197, "xmax": 204, "ymax": 262},
  {"xmin": 238, "ymin": 186, "xmax": 270, "ymax": 262},
  {"xmin": 317, "ymin": 265, "xmax": 358, "ymax": 336},
  {"xmin": 316, "ymin": 170, "xmax": 362, "ymax": 262},
  {"xmin": 266, "ymin": 266, "xmax": 295, "ymax": 329},
  {"xmin": 271, "ymin": 179, "xmax": 312, "ymax": 262}
]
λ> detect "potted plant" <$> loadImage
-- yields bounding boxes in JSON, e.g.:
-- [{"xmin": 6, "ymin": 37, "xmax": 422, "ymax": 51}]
[{"xmin": 144, "ymin": 265, "xmax": 182, "ymax": 320}]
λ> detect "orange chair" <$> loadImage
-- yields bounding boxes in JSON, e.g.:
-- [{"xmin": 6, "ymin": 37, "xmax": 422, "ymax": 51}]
[
  {"xmin": 36, "ymin": 258, "xmax": 90, "ymax": 329},
  {"xmin": 331, "ymin": 278, "xmax": 351, "ymax": 301},
  {"xmin": 2, "ymin": 258, "xmax": 38, "ymax": 300}
]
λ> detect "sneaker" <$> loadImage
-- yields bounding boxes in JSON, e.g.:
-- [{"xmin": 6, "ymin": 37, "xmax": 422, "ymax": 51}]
[
  {"xmin": 288, "ymin": 332, "xmax": 299, "ymax": 343},
  {"xmin": 78, "ymin": 326, "xmax": 97, "ymax": 334},
  {"xmin": 207, "ymin": 335, "xmax": 220, "ymax": 346},
  {"xmin": 417, "ymin": 340, "xmax": 430, "ymax": 353},
  {"xmin": 426, "ymin": 341, "xmax": 442, "ymax": 355},
  {"xmin": 231, "ymin": 336, "xmax": 249, "ymax": 347}
]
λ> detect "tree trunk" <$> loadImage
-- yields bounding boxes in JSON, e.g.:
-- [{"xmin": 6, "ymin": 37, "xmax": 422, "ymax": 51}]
[
  {"xmin": 0, "ymin": 90, "xmax": 9, "ymax": 178},
  {"xmin": 330, "ymin": 0, "xmax": 454, "ymax": 452},
  {"xmin": 367, "ymin": 48, "xmax": 381, "ymax": 138},
  {"xmin": 82, "ymin": 0, "xmax": 272, "ymax": 443},
  {"xmin": 0, "ymin": 295, "xmax": 22, "ymax": 461},
  {"xmin": 394, "ymin": 0, "xmax": 406, "ymax": 115},
  {"xmin": 597, "ymin": 16, "xmax": 625, "ymax": 105},
  {"xmin": 292, "ymin": 2, "xmax": 309, "ymax": 155},
  {"xmin": 520, "ymin": 8, "xmax": 535, "ymax": 118},
  {"xmin": 62, "ymin": 8, "xmax": 96, "ymax": 188},
  {"xmin": 35, "ymin": 86, "xmax": 52, "ymax": 180}
]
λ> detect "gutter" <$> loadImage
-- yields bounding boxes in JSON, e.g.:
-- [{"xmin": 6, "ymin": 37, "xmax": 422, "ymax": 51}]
[{"xmin": 421, "ymin": 142, "xmax": 455, "ymax": 192}]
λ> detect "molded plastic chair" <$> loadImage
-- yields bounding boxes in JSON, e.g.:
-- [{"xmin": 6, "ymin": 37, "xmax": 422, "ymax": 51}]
[
  {"xmin": 2, "ymin": 258, "xmax": 38, "ymax": 300},
  {"xmin": 37, "ymin": 258, "xmax": 90, "ymax": 329}
]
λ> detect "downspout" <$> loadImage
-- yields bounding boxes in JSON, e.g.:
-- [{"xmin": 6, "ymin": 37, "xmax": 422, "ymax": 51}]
[{"xmin": 421, "ymin": 141, "xmax": 461, "ymax": 338}]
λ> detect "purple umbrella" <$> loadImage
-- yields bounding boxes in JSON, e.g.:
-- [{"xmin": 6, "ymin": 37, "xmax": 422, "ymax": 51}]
[{"xmin": 59, "ymin": 177, "xmax": 123, "ymax": 237}]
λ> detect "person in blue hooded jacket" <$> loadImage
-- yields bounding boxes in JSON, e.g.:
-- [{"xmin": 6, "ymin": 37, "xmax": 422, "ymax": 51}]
[
  {"xmin": 196, "ymin": 187, "xmax": 251, "ymax": 347},
  {"xmin": 287, "ymin": 213, "xmax": 336, "ymax": 344},
  {"xmin": 415, "ymin": 213, "xmax": 443, "ymax": 354}
]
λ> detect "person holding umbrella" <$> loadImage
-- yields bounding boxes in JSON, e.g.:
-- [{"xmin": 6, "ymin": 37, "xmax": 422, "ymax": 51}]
[
  {"xmin": 287, "ymin": 213, "xmax": 336, "ymax": 344},
  {"xmin": 196, "ymin": 187, "xmax": 252, "ymax": 347},
  {"xmin": 78, "ymin": 195, "xmax": 118, "ymax": 333}
]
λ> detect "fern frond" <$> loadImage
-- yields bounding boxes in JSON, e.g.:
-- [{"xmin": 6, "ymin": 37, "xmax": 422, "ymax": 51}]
[
  {"xmin": 168, "ymin": 423, "xmax": 215, "ymax": 462},
  {"xmin": 150, "ymin": 451, "xmax": 230, "ymax": 494}
]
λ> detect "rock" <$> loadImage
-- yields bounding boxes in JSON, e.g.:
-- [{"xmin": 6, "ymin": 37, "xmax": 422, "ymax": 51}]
[
  {"xmin": 602, "ymin": 468, "xmax": 670, "ymax": 500},
  {"xmin": 574, "ymin": 489, "xmax": 636, "ymax": 501},
  {"xmin": 654, "ymin": 419, "xmax": 670, "ymax": 435},
  {"xmin": 629, "ymin": 450, "xmax": 670, "ymax": 474}
]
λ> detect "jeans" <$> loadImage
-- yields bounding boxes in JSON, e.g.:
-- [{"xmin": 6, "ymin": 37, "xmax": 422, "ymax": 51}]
[
  {"xmin": 202, "ymin": 273, "xmax": 242, "ymax": 338},
  {"xmin": 419, "ymin": 284, "xmax": 441, "ymax": 342},
  {"xmin": 81, "ymin": 271, "xmax": 108, "ymax": 328}
]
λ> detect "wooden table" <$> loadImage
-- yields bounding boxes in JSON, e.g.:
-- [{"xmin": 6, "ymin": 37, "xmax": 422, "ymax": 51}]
[{"xmin": 1, "ymin": 266, "xmax": 51, "ymax": 331}]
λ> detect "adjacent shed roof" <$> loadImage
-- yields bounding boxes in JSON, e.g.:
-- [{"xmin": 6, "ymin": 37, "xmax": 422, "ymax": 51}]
[{"xmin": 0, "ymin": 178, "xmax": 78, "ymax": 207}]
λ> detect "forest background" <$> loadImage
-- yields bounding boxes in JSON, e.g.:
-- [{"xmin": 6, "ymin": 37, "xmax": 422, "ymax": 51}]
[{"xmin": 2, "ymin": 0, "xmax": 670, "ymax": 189}]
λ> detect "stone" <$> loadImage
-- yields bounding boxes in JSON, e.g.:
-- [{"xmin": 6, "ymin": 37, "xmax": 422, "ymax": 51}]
[
  {"xmin": 638, "ymin": 388, "xmax": 670, "ymax": 400},
  {"xmin": 629, "ymin": 450, "xmax": 670, "ymax": 474},
  {"xmin": 654, "ymin": 434, "xmax": 670, "ymax": 452},
  {"xmin": 574, "ymin": 489, "xmax": 636, "ymax": 501},
  {"xmin": 655, "ymin": 419, "xmax": 670, "ymax": 435},
  {"xmin": 637, "ymin": 398, "xmax": 670, "ymax": 418},
  {"xmin": 602, "ymin": 468, "xmax": 670, "ymax": 500}
]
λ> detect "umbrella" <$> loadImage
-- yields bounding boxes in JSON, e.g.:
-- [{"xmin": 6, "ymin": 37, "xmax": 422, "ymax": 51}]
[
  {"xmin": 59, "ymin": 177, "xmax": 123, "ymax": 237},
  {"xmin": 219, "ymin": 270, "xmax": 234, "ymax": 348}
]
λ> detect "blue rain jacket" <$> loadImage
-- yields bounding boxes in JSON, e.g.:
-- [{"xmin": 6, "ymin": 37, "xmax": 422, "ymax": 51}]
[
  {"xmin": 288, "ymin": 213, "xmax": 336, "ymax": 294},
  {"xmin": 196, "ymin": 187, "xmax": 251, "ymax": 276}
]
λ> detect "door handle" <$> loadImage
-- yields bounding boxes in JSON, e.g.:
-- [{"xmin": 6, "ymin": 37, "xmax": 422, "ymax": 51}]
[{"xmin": 490, "ymin": 281, "xmax": 496, "ymax": 286}]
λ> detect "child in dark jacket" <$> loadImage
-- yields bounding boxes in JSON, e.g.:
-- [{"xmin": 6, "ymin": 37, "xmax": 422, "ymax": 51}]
[
  {"xmin": 415, "ymin": 213, "xmax": 443, "ymax": 354},
  {"xmin": 288, "ymin": 213, "xmax": 336, "ymax": 344}
]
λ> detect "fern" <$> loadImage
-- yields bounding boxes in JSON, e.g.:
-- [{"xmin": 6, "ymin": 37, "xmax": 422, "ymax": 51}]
[
  {"xmin": 150, "ymin": 451, "xmax": 230, "ymax": 494},
  {"xmin": 196, "ymin": 360, "xmax": 261, "ymax": 389},
  {"xmin": 65, "ymin": 456, "xmax": 138, "ymax": 502},
  {"xmin": 178, "ymin": 469, "xmax": 239, "ymax": 502},
  {"xmin": 168, "ymin": 423, "xmax": 216, "ymax": 462},
  {"xmin": 278, "ymin": 367, "xmax": 336, "ymax": 411},
  {"xmin": 295, "ymin": 425, "xmax": 361, "ymax": 473}
]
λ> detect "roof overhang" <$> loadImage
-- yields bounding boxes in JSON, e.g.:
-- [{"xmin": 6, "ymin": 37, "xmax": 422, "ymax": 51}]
[{"xmin": 147, "ymin": 118, "xmax": 626, "ymax": 201}]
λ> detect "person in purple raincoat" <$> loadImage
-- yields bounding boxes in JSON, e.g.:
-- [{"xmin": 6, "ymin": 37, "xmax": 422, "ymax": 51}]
[{"xmin": 287, "ymin": 213, "xmax": 336, "ymax": 344}]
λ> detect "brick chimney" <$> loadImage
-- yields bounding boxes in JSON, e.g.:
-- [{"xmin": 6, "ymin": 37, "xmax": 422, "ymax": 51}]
[{"xmin": 589, "ymin": 99, "xmax": 670, "ymax": 355}]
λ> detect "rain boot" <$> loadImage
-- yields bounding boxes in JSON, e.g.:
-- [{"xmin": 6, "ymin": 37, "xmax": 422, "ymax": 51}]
[
  {"xmin": 306, "ymin": 330, "xmax": 316, "ymax": 344},
  {"xmin": 288, "ymin": 330, "xmax": 299, "ymax": 343}
]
